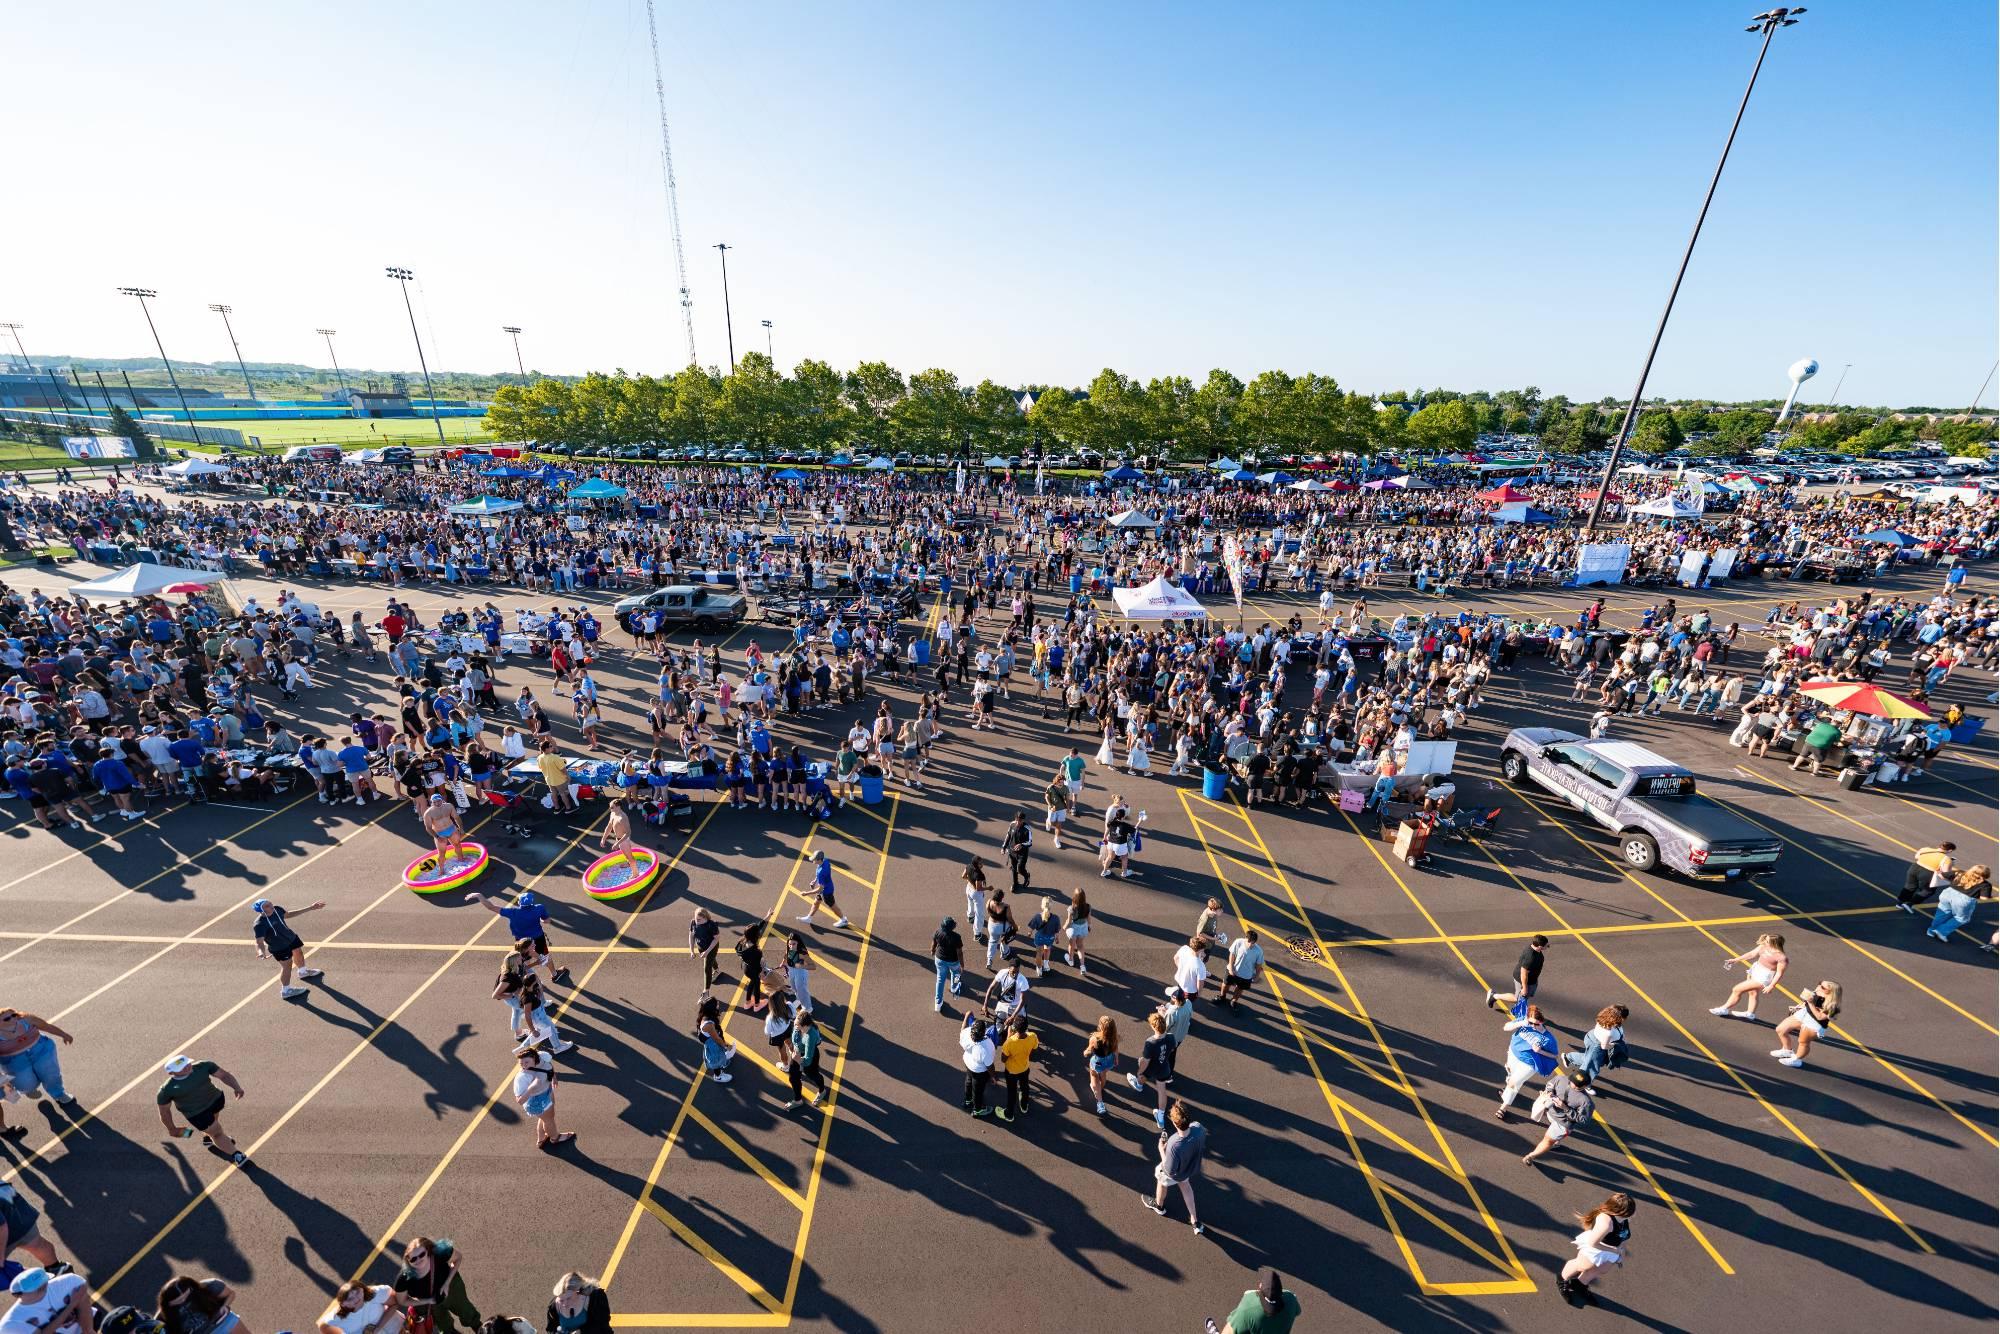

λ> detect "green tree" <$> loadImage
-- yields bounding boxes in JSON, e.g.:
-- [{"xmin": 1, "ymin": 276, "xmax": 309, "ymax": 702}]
[
  {"xmin": 890, "ymin": 368, "xmax": 970, "ymax": 451},
  {"xmin": 1712, "ymin": 409, "xmax": 1774, "ymax": 453},
  {"xmin": 843, "ymin": 362, "xmax": 906, "ymax": 446},
  {"xmin": 1836, "ymin": 420, "xmax": 1912, "ymax": 456},
  {"xmin": 1239, "ymin": 370, "xmax": 1298, "ymax": 456},
  {"xmin": 969, "ymin": 380, "xmax": 1029, "ymax": 458},
  {"xmin": 789, "ymin": 359, "xmax": 852, "ymax": 450},
  {"xmin": 105, "ymin": 404, "xmax": 156, "ymax": 459},
  {"xmin": 1185, "ymin": 369, "xmax": 1244, "ymax": 460},
  {"xmin": 715, "ymin": 354, "xmax": 789, "ymax": 449},
  {"xmin": 1936, "ymin": 419, "xmax": 1996, "ymax": 457},
  {"xmin": 1373, "ymin": 406, "xmax": 1408, "ymax": 453},
  {"xmin": 1404, "ymin": 399, "xmax": 1478, "ymax": 454},
  {"xmin": 1143, "ymin": 375, "xmax": 1194, "ymax": 457},
  {"xmin": 1628, "ymin": 410, "xmax": 1685, "ymax": 457},
  {"xmin": 1026, "ymin": 387, "xmax": 1079, "ymax": 451},
  {"xmin": 1672, "ymin": 406, "xmax": 1716, "ymax": 436}
]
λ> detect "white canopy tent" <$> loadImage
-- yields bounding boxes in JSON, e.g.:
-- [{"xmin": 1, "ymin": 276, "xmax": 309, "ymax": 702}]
[
  {"xmin": 162, "ymin": 457, "xmax": 231, "ymax": 477},
  {"xmin": 1111, "ymin": 575, "xmax": 1207, "ymax": 620},
  {"xmin": 70, "ymin": 562, "xmax": 227, "ymax": 601},
  {"xmin": 1288, "ymin": 478, "xmax": 1331, "ymax": 492},
  {"xmin": 1631, "ymin": 495, "xmax": 1703, "ymax": 519},
  {"xmin": 1107, "ymin": 508, "xmax": 1159, "ymax": 529}
]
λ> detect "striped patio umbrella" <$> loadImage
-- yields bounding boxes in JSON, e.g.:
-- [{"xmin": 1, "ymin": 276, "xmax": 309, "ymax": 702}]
[{"xmin": 1795, "ymin": 680, "xmax": 1932, "ymax": 719}]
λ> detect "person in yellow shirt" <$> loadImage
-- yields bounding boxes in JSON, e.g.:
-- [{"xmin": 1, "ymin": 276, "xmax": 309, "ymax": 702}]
[
  {"xmin": 535, "ymin": 741, "xmax": 577, "ymax": 813},
  {"xmin": 997, "ymin": 1015, "xmax": 1040, "ymax": 1122}
]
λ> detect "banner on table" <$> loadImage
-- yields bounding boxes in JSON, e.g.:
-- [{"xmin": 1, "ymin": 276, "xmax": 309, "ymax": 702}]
[
  {"xmin": 1708, "ymin": 547, "xmax": 1738, "ymax": 580},
  {"xmin": 1677, "ymin": 549, "xmax": 1707, "ymax": 587},
  {"xmin": 1573, "ymin": 542, "xmax": 1630, "ymax": 587}
]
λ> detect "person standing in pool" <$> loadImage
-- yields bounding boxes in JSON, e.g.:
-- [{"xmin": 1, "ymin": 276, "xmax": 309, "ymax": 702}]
[
  {"xmin": 598, "ymin": 797, "xmax": 643, "ymax": 878},
  {"xmin": 421, "ymin": 794, "xmax": 466, "ymax": 870}
]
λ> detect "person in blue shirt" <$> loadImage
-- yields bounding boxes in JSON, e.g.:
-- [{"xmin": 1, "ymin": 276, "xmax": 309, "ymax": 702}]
[
  {"xmin": 1495, "ymin": 1003, "xmax": 1560, "ymax": 1119},
  {"xmin": 90, "ymin": 750, "xmax": 142, "ymax": 820},
  {"xmin": 335, "ymin": 740, "xmax": 377, "ymax": 804},
  {"xmin": 796, "ymin": 849, "xmax": 848, "ymax": 929},
  {"xmin": 466, "ymin": 890, "xmax": 569, "ymax": 985},
  {"xmin": 167, "ymin": 729, "xmax": 206, "ymax": 787}
]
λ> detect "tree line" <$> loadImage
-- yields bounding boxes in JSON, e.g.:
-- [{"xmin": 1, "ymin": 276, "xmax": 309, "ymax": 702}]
[{"xmin": 481, "ymin": 359, "xmax": 1994, "ymax": 459}]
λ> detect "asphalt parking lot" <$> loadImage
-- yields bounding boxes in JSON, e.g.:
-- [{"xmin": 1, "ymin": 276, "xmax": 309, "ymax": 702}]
[{"xmin": 1, "ymin": 555, "xmax": 1993, "ymax": 1331}]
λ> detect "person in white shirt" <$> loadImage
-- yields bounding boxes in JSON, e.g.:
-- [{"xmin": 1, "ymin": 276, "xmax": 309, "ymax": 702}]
[
  {"xmin": 0, "ymin": 1268, "xmax": 92, "ymax": 1334},
  {"xmin": 1173, "ymin": 937, "xmax": 1211, "ymax": 998},
  {"xmin": 959, "ymin": 1014, "xmax": 997, "ymax": 1116}
]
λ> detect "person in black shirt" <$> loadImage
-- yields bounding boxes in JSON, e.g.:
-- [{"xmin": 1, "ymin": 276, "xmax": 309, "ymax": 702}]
[
  {"xmin": 1002, "ymin": 811, "xmax": 1033, "ymax": 890},
  {"xmin": 393, "ymin": 1237, "xmax": 481, "ymax": 1334},
  {"xmin": 253, "ymin": 898, "xmax": 327, "ymax": 999},
  {"xmin": 688, "ymin": 909, "xmax": 722, "ymax": 990},
  {"xmin": 931, "ymin": 916, "xmax": 964, "ymax": 1012},
  {"xmin": 734, "ymin": 924, "xmax": 767, "ymax": 1014},
  {"xmin": 1486, "ymin": 935, "xmax": 1549, "ymax": 1011}
]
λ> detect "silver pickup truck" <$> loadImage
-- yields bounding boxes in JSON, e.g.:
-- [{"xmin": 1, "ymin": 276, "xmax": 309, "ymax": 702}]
[{"xmin": 1499, "ymin": 729, "xmax": 1783, "ymax": 879}]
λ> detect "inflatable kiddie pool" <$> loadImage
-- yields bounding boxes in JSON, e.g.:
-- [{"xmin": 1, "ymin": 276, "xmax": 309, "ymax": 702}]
[
  {"xmin": 581, "ymin": 847, "xmax": 661, "ymax": 901},
  {"xmin": 404, "ymin": 842, "xmax": 491, "ymax": 894}
]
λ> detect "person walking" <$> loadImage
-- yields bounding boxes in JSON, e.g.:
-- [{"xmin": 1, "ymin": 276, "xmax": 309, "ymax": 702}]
[
  {"xmin": 1172, "ymin": 936, "xmax": 1211, "ymax": 1000},
  {"xmin": 784, "ymin": 1010, "xmax": 828, "ymax": 1111},
  {"xmin": 1002, "ymin": 811, "xmax": 1033, "ymax": 891},
  {"xmin": 155, "ymin": 1054, "xmax": 248, "ymax": 1164},
  {"xmin": 0, "ymin": 1009, "xmax": 77, "ymax": 1108},
  {"xmin": 696, "ymin": 993, "xmax": 735, "ymax": 1085},
  {"xmin": 1205, "ymin": 1269, "xmax": 1301, "ymax": 1334},
  {"xmin": 1771, "ymin": 980, "xmax": 1842, "ymax": 1069},
  {"xmin": 996, "ymin": 1013, "xmax": 1040, "ymax": 1122},
  {"xmin": 1025, "ymin": 896, "xmax": 1062, "ymax": 977},
  {"xmin": 1139, "ymin": 1098, "xmax": 1206, "ymax": 1235},
  {"xmin": 1126, "ymin": 1011, "xmax": 1176, "ymax": 1129},
  {"xmin": 393, "ymin": 1238, "xmax": 481, "ymax": 1334},
  {"xmin": 1062, "ymin": 886, "xmax": 1093, "ymax": 974},
  {"xmin": 252, "ymin": 898, "xmax": 327, "ymax": 1000},
  {"xmin": 797, "ymin": 850, "xmax": 848, "ymax": 929},
  {"xmin": 1483, "ymin": 935, "xmax": 1547, "ymax": 1011},
  {"xmin": 1216, "ymin": 929, "xmax": 1265, "ymax": 1009},
  {"xmin": 931, "ymin": 917, "xmax": 964, "ymax": 1013},
  {"xmin": 1494, "ymin": 1004, "xmax": 1559, "ymax": 1120},
  {"xmin": 963, "ymin": 857, "xmax": 992, "ymax": 943},
  {"xmin": 1081, "ymin": 1015, "xmax": 1118, "ymax": 1116},
  {"xmin": 1558, "ymin": 1193, "xmax": 1635, "ymax": 1307},
  {"xmin": 1708, "ymin": 932, "xmax": 1788, "ymax": 1020},
  {"xmin": 1896, "ymin": 842, "xmax": 1956, "ymax": 912},
  {"xmin": 1564, "ymin": 1005, "xmax": 1630, "ymax": 1086},
  {"xmin": 688, "ymin": 909, "xmax": 722, "ymax": 991},
  {"xmin": 982, "ymin": 887, "xmax": 1018, "ymax": 970},
  {"xmin": 734, "ymin": 923, "xmax": 767, "ymax": 1015},
  {"xmin": 960, "ymin": 1013, "xmax": 997, "ymax": 1117},
  {"xmin": 1042, "ymin": 774, "xmax": 1070, "ymax": 849},
  {"xmin": 544, "ymin": 1273, "xmax": 611, "ymax": 1334},
  {"xmin": 511, "ymin": 1046, "xmax": 573, "ymax": 1150},
  {"xmin": 982, "ymin": 957, "xmax": 1032, "ymax": 1025},
  {"xmin": 466, "ymin": 892, "xmax": 570, "ymax": 985},
  {"xmin": 1522, "ymin": 1067, "xmax": 1595, "ymax": 1165},
  {"xmin": 783, "ymin": 932, "xmax": 817, "ymax": 1015},
  {"xmin": 1927, "ymin": 865, "xmax": 1993, "ymax": 944}
]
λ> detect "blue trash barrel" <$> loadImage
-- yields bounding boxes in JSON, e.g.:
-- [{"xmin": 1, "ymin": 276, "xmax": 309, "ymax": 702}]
[
  {"xmin": 913, "ymin": 638, "xmax": 931, "ymax": 666},
  {"xmin": 859, "ymin": 768, "xmax": 886, "ymax": 805},
  {"xmin": 1070, "ymin": 572, "xmax": 1083, "ymax": 595},
  {"xmin": 1201, "ymin": 766, "xmax": 1229, "ymax": 801}
]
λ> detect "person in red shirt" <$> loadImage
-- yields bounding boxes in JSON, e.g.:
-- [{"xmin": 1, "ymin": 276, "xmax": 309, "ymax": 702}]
[{"xmin": 381, "ymin": 609, "xmax": 407, "ymax": 645}]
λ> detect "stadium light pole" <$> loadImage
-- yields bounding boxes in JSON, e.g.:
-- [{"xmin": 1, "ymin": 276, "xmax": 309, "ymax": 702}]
[
  {"xmin": 713, "ymin": 243, "xmax": 737, "ymax": 372},
  {"xmin": 502, "ymin": 325, "xmax": 527, "ymax": 379},
  {"xmin": 385, "ymin": 266, "xmax": 450, "ymax": 448},
  {"xmin": 1827, "ymin": 362, "xmax": 1852, "ymax": 407},
  {"xmin": 1586, "ymin": 7, "xmax": 1806, "ymax": 535},
  {"xmin": 316, "ymin": 328, "xmax": 349, "ymax": 397},
  {"xmin": 207, "ymin": 304, "xmax": 257, "ymax": 402},
  {"xmin": 116, "ymin": 288, "xmax": 205, "ymax": 449},
  {"xmin": 0, "ymin": 323, "xmax": 26, "ymax": 370},
  {"xmin": 761, "ymin": 319, "xmax": 774, "ymax": 364}
]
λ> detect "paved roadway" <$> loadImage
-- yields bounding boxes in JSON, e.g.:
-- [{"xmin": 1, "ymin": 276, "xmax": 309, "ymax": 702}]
[{"xmin": 0, "ymin": 552, "xmax": 1993, "ymax": 1331}]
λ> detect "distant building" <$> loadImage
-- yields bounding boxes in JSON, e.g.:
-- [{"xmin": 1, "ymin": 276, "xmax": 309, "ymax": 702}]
[{"xmin": 348, "ymin": 389, "xmax": 415, "ymax": 418}]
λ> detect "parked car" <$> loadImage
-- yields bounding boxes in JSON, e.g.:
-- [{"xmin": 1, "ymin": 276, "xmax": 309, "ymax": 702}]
[
  {"xmin": 611, "ymin": 584, "xmax": 749, "ymax": 634},
  {"xmin": 1498, "ymin": 730, "xmax": 1783, "ymax": 879}
]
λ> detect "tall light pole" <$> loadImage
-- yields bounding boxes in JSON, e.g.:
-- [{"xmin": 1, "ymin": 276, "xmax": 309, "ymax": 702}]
[
  {"xmin": 760, "ymin": 319, "xmax": 773, "ymax": 364},
  {"xmin": 1587, "ymin": 7, "xmax": 1806, "ymax": 534},
  {"xmin": 385, "ymin": 266, "xmax": 450, "ymax": 448},
  {"xmin": 207, "ymin": 304, "xmax": 257, "ymax": 401},
  {"xmin": 502, "ymin": 326, "xmax": 527, "ymax": 379},
  {"xmin": 316, "ymin": 328, "xmax": 349, "ymax": 397},
  {"xmin": 0, "ymin": 323, "xmax": 26, "ymax": 370},
  {"xmin": 117, "ymin": 288, "xmax": 205, "ymax": 448},
  {"xmin": 1827, "ymin": 362, "xmax": 1852, "ymax": 407},
  {"xmin": 713, "ymin": 243, "xmax": 737, "ymax": 372}
]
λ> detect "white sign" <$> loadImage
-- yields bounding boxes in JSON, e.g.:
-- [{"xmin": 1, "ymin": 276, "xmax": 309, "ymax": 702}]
[
  {"xmin": 1574, "ymin": 542, "xmax": 1630, "ymax": 587},
  {"xmin": 63, "ymin": 436, "xmax": 135, "ymax": 459},
  {"xmin": 1708, "ymin": 547, "xmax": 1738, "ymax": 580},
  {"xmin": 1677, "ymin": 549, "xmax": 1707, "ymax": 587}
]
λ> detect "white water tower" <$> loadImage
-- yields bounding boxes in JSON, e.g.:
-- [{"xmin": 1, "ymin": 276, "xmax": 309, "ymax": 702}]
[{"xmin": 1776, "ymin": 357, "xmax": 1818, "ymax": 425}]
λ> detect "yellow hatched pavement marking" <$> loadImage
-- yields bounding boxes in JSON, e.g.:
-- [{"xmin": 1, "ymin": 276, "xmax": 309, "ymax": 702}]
[
  {"xmin": 1177, "ymin": 791, "xmax": 1534, "ymax": 1297},
  {"xmin": 1213, "ymin": 846, "xmax": 1290, "ymax": 890},
  {"xmin": 606, "ymin": 800, "xmax": 900, "ymax": 1326},
  {"xmin": 686, "ymin": 1105, "xmax": 809, "ymax": 1211},
  {"xmin": 1519, "ymin": 784, "xmax": 1999, "ymax": 1152},
  {"xmin": 1501, "ymin": 784, "xmax": 1938, "ymax": 1252}
]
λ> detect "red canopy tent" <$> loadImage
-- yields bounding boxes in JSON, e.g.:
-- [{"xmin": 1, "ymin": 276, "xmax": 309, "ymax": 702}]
[
  {"xmin": 1478, "ymin": 483, "xmax": 1534, "ymax": 503},
  {"xmin": 1325, "ymin": 479, "xmax": 1359, "ymax": 492}
]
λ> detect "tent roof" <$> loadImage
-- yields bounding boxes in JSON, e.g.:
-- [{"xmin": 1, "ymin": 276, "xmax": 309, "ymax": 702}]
[
  {"xmin": 568, "ymin": 479, "xmax": 628, "ymax": 499},
  {"xmin": 1110, "ymin": 575, "xmax": 1207, "ymax": 620},
  {"xmin": 71, "ymin": 562, "xmax": 227, "ymax": 601},
  {"xmin": 447, "ymin": 496, "xmax": 525, "ymax": 515},
  {"xmin": 1478, "ymin": 483, "xmax": 1534, "ymax": 503},
  {"xmin": 1107, "ymin": 508, "xmax": 1159, "ymax": 528},
  {"xmin": 163, "ymin": 457, "xmax": 230, "ymax": 476}
]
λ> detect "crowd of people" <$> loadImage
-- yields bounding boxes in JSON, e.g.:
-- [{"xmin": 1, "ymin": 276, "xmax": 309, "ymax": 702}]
[{"xmin": 0, "ymin": 451, "xmax": 1991, "ymax": 1330}]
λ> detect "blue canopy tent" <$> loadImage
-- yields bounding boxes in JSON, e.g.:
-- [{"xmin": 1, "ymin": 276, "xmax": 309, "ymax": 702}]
[
  {"xmin": 481, "ymin": 465, "xmax": 537, "ymax": 479},
  {"xmin": 1223, "ymin": 468, "xmax": 1257, "ymax": 482},
  {"xmin": 1256, "ymin": 470, "xmax": 1296, "ymax": 486},
  {"xmin": 536, "ymin": 466, "xmax": 578, "ymax": 484},
  {"xmin": 568, "ymin": 479, "xmax": 630, "ymax": 501},
  {"xmin": 1104, "ymin": 464, "xmax": 1145, "ymax": 481},
  {"xmin": 1490, "ymin": 502, "xmax": 1558, "ymax": 524},
  {"xmin": 773, "ymin": 468, "xmax": 808, "ymax": 481},
  {"xmin": 447, "ymin": 496, "xmax": 524, "ymax": 517},
  {"xmin": 1857, "ymin": 527, "xmax": 1921, "ymax": 547},
  {"xmin": 1209, "ymin": 457, "xmax": 1244, "ymax": 472}
]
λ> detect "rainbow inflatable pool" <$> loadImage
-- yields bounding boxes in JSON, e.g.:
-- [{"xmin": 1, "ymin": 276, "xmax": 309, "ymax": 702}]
[
  {"xmin": 404, "ymin": 842, "xmax": 491, "ymax": 894},
  {"xmin": 581, "ymin": 847, "xmax": 661, "ymax": 901}
]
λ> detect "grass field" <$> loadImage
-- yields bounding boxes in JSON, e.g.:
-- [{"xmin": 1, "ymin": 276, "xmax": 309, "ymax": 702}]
[{"xmin": 210, "ymin": 416, "xmax": 493, "ymax": 449}]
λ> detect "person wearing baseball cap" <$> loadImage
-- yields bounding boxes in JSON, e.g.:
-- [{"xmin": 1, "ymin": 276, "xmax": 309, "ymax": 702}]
[
  {"xmin": 3, "ymin": 1266, "xmax": 90, "ymax": 1334},
  {"xmin": 156, "ymin": 1054, "xmax": 247, "ymax": 1164},
  {"xmin": 797, "ymin": 850, "xmax": 847, "ymax": 929},
  {"xmin": 252, "ymin": 898, "xmax": 328, "ymax": 1001},
  {"xmin": 1206, "ymin": 1268, "xmax": 1301, "ymax": 1333}
]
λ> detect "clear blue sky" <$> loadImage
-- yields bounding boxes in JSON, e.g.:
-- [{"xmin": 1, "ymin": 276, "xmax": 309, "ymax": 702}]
[{"xmin": 10, "ymin": 1, "xmax": 1994, "ymax": 407}]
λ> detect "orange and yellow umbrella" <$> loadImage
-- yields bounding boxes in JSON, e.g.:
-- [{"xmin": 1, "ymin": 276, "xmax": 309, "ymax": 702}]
[{"xmin": 1796, "ymin": 680, "xmax": 1932, "ymax": 720}]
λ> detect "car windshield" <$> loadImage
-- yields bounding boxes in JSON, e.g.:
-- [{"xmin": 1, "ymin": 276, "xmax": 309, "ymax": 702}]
[{"xmin": 1630, "ymin": 774, "xmax": 1698, "ymax": 799}]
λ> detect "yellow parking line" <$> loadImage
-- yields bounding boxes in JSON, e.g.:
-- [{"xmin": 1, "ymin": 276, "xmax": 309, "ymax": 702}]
[
  {"xmin": 642, "ymin": 1198, "xmax": 786, "ymax": 1316},
  {"xmin": 810, "ymin": 955, "xmax": 856, "ymax": 988},
  {"xmin": 1740, "ymin": 766, "xmax": 1918, "ymax": 852},
  {"xmin": 843, "ymin": 801, "xmax": 892, "ymax": 827},
  {"xmin": 1324, "ymin": 905, "xmax": 1907, "ymax": 951},
  {"xmin": 0, "ymin": 932, "xmax": 691, "ymax": 954},
  {"xmin": 1213, "ymin": 846, "xmax": 1291, "ymax": 890},
  {"xmin": 1340, "ymin": 811, "xmax": 1491, "ymax": 989},
  {"xmin": 813, "ymin": 822, "xmax": 878, "ymax": 854},
  {"xmin": 1219, "ymin": 877, "xmax": 1317, "ymax": 939},
  {"xmin": 685, "ymin": 1105, "xmax": 808, "ymax": 1211}
]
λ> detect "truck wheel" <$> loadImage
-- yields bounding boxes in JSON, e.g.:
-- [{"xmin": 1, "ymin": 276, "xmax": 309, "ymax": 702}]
[
  {"xmin": 1619, "ymin": 833, "xmax": 1659, "ymax": 872},
  {"xmin": 695, "ymin": 616, "xmax": 717, "ymax": 633},
  {"xmin": 1500, "ymin": 751, "xmax": 1527, "ymax": 783}
]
